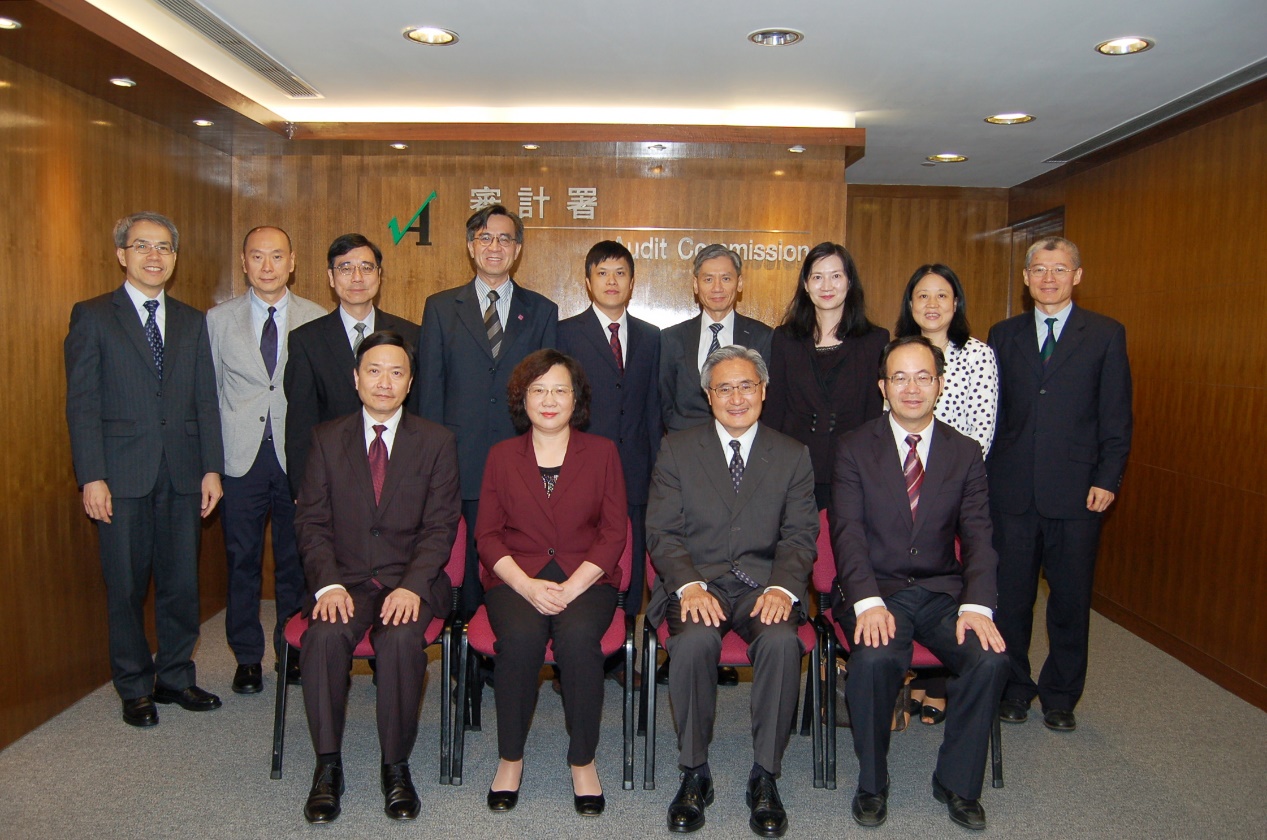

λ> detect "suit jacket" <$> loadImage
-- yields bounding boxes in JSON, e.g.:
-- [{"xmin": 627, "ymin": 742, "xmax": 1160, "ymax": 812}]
[
  {"xmin": 283, "ymin": 307, "xmax": 419, "ymax": 498},
  {"xmin": 412, "ymin": 279, "xmax": 558, "ymax": 499},
  {"xmin": 294, "ymin": 412, "xmax": 461, "ymax": 618},
  {"xmin": 645, "ymin": 422, "xmax": 818, "ymax": 625},
  {"xmin": 557, "ymin": 308, "xmax": 661, "ymax": 505},
  {"xmin": 658, "ymin": 312, "xmax": 773, "ymax": 433},
  {"xmin": 65, "ymin": 285, "xmax": 223, "ymax": 497},
  {"xmin": 764, "ymin": 325, "xmax": 889, "ymax": 487},
  {"xmin": 986, "ymin": 305, "xmax": 1132, "ymax": 519},
  {"xmin": 476, "ymin": 430, "xmax": 627, "ymax": 591},
  {"xmin": 830, "ymin": 416, "xmax": 998, "ymax": 614},
  {"xmin": 207, "ymin": 290, "xmax": 326, "ymax": 477}
]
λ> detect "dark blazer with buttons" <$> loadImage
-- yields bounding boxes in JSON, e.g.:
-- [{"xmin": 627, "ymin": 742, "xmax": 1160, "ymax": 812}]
[
  {"xmin": 557, "ymin": 309, "xmax": 661, "ymax": 505},
  {"xmin": 411, "ymin": 279, "xmax": 558, "ymax": 500},
  {"xmin": 658, "ymin": 312, "xmax": 772, "ymax": 433},
  {"xmin": 986, "ymin": 305, "xmax": 1132, "ymax": 520},
  {"xmin": 294, "ymin": 411, "xmax": 461, "ymax": 618},
  {"xmin": 65, "ymin": 285, "xmax": 223, "ymax": 497},
  {"xmin": 475, "ymin": 430, "xmax": 627, "ymax": 592},
  {"xmin": 283, "ymin": 306, "xmax": 419, "ymax": 498},
  {"xmin": 830, "ymin": 416, "xmax": 998, "ymax": 618}
]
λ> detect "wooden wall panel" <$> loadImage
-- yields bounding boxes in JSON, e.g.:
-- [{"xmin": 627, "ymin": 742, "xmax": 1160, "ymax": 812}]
[{"xmin": 0, "ymin": 54, "xmax": 232, "ymax": 749}]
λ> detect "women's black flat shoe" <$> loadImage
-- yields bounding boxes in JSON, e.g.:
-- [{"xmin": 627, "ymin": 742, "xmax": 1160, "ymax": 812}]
[
  {"xmin": 487, "ymin": 787, "xmax": 520, "ymax": 812},
  {"xmin": 574, "ymin": 793, "xmax": 606, "ymax": 817}
]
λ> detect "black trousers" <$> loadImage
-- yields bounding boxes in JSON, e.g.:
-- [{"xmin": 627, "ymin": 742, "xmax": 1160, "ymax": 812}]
[
  {"xmin": 837, "ymin": 586, "xmax": 1008, "ymax": 800},
  {"xmin": 96, "ymin": 455, "xmax": 201, "ymax": 700},
  {"xmin": 484, "ymin": 562, "xmax": 617, "ymax": 766},
  {"xmin": 460, "ymin": 498, "xmax": 482, "ymax": 618},
  {"xmin": 993, "ymin": 506, "xmax": 1102, "ymax": 712},
  {"xmin": 220, "ymin": 438, "xmax": 304, "ymax": 664}
]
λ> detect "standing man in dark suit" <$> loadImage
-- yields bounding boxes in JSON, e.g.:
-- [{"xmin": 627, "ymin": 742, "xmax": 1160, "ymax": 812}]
[
  {"xmin": 832, "ymin": 336, "xmax": 1009, "ymax": 831},
  {"xmin": 208, "ymin": 226, "xmax": 326, "ymax": 695},
  {"xmin": 413, "ymin": 204, "xmax": 558, "ymax": 615},
  {"xmin": 65, "ymin": 211, "xmax": 225, "ymax": 727},
  {"xmin": 284, "ymin": 233, "xmax": 418, "ymax": 499},
  {"xmin": 558, "ymin": 240, "xmax": 661, "ymax": 621},
  {"xmin": 294, "ymin": 331, "xmax": 461, "ymax": 824},
  {"xmin": 988, "ymin": 236, "xmax": 1132, "ymax": 732},
  {"xmin": 646, "ymin": 346, "xmax": 818, "ymax": 837}
]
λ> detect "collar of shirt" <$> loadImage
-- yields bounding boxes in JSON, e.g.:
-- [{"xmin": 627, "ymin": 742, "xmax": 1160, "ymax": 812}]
[
  {"xmin": 123, "ymin": 282, "xmax": 165, "ymax": 335},
  {"xmin": 474, "ymin": 276, "xmax": 514, "ymax": 325},
  {"xmin": 339, "ymin": 305, "xmax": 375, "ymax": 348},
  {"xmin": 591, "ymin": 305, "xmax": 628, "ymax": 362},
  {"xmin": 362, "ymin": 407, "xmax": 403, "ymax": 456},
  {"xmin": 1033, "ymin": 301, "xmax": 1073, "ymax": 344},
  {"xmin": 696, "ymin": 309, "xmax": 736, "ymax": 369},
  {"xmin": 888, "ymin": 412, "xmax": 934, "ymax": 465},
  {"xmin": 248, "ymin": 287, "xmax": 289, "ymax": 339},
  {"xmin": 714, "ymin": 419, "xmax": 759, "ymax": 464}
]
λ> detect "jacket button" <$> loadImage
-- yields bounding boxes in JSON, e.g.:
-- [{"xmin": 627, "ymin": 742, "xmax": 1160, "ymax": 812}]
[
  {"xmin": 907, "ymin": 576, "xmax": 915, "ymax": 584},
  {"xmin": 371, "ymin": 529, "xmax": 381, "ymax": 537},
  {"xmin": 260, "ymin": 416, "xmax": 266, "ymax": 422},
  {"xmin": 160, "ymin": 419, "xmax": 166, "ymax": 426},
  {"xmin": 269, "ymin": 385, "xmax": 275, "ymax": 391},
  {"xmin": 616, "ymin": 383, "xmax": 622, "ymax": 390},
  {"xmin": 371, "ymin": 569, "xmax": 379, "ymax": 577},
  {"xmin": 1039, "ymin": 388, "xmax": 1047, "ymax": 395},
  {"xmin": 490, "ymin": 397, "xmax": 497, "ymax": 404},
  {"xmin": 909, "ymin": 548, "xmax": 918, "ymax": 556},
  {"xmin": 548, "ymin": 548, "xmax": 555, "ymax": 556}
]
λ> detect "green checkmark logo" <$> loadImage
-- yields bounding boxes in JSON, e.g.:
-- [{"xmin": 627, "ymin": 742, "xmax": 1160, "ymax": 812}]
[{"xmin": 388, "ymin": 191, "xmax": 438, "ymax": 245}]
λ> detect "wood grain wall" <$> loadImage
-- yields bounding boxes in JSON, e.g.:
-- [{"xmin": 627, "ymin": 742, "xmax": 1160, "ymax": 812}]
[{"xmin": 0, "ymin": 54, "xmax": 233, "ymax": 749}]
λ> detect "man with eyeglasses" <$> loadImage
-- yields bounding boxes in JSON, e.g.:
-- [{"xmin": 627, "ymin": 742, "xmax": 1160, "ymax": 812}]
[
  {"xmin": 831, "ymin": 335, "xmax": 1008, "ymax": 830},
  {"xmin": 412, "ymin": 204, "xmax": 558, "ymax": 616},
  {"xmin": 646, "ymin": 345, "xmax": 817, "ymax": 837},
  {"xmin": 987, "ymin": 236, "xmax": 1132, "ymax": 733},
  {"xmin": 285, "ymin": 233, "xmax": 418, "ymax": 501},
  {"xmin": 65, "ymin": 211, "xmax": 225, "ymax": 727}
]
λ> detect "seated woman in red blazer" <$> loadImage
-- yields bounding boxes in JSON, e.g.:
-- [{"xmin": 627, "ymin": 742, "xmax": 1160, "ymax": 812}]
[{"xmin": 476, "ymin": 349, "xmax": 628, "ymax": 817}]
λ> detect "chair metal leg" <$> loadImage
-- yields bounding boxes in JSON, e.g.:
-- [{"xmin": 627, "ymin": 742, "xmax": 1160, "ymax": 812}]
[
  {"xmin": 467, "ymin": 650, "xmax": 483, "ymax": 732},
  {"xmin": 990, "ymin": 709, "xmax": 1004, "ymax": 788},
  {"xmin": 439, "ymin": 623, "xmax": 453, "ymax": 785},
  {"xmin": 824, "ymin": 630, "xmax": 837, "ymax": 790},
  {"xmin": 810, "ymin": 634, "xmax": 824, "ymax": 788},
  {"xmin": 637, "ymin": 621, "xmax": 650, "ymax": 736},
  {"xmin": 622, "ymin": 616, "xmax": 635, "ymax": 791},
  {"xmin": 451, "ymin": 626, "xmax": 470, "ymax": 786},
  {"xmin": 643, "ymin": 623, "xmax": 658, "ymax": 790},
  {"xmin": 270, "ymin": 641, "xmax": 291, "ymax": 779}
]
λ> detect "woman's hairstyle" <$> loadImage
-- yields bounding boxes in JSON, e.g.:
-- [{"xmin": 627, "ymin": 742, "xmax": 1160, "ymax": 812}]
[
  {"xmin": 894, "ymin": 263, "xmax": 971, "ymax": 348},
  {"xmin": 781, "ymin": 241, "xmax": 876, "ymax": 341},
  {"xmin": 506, "ymin": 349, "xmax": 592, "ymax": 433}
]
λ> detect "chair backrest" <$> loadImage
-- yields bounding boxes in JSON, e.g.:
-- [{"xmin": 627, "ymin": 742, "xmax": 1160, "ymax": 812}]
[
  {"xmin": 616, "ymin": 519, "xmax": 633, "ymax": 592},
  {"xmin": 812, "ymin": 508, "xmax": 836, "ymax": 596},
  {"xmin": 443, "ymin": 516, "xmax": 468, "ymax": 587}
]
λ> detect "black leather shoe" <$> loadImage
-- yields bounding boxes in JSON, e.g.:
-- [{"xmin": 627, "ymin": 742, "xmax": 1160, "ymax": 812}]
[
  {"xmin": 746, "ymin": 772, "xmax": 788, "ymax": 837},
  {"xmin": 998, "ymin": 698, "xmax": 1029, "ymax": 723},
  {"xmin": 486, "ymin": 786, "xmax": 520, "ymax": 812},
  {"xmin": 1043, "ymin": 708, "xmax": 1077, "ymax": 731},
  {"xmin": 121, "ymin": 695, "xmax": 158, "ymax": 728},
  {"xmin": 656, "ymin": 656, "xmax": 671, "ymax": 686},
  {"xmin": 932, "ymin": 774, "xmax": 986, "ymax": 830},
  {"xmin": 382, "ymin": 762, "xmax": 420, "ymax": 820},
  {"xmin": 718, "ymin": 666, "xmax": 740, "ymax": 686},
  {"xmin": 668, "ymin": 771, "xmax": 713, "ymax": 833},
  {"xmin": 274, "ymin": 655, "xmax": 302, "ymax": 686},
  {"xmin": 304, "ymin": 762, "xmax": 344, "ymax": 824},
  {"xmin": 232, "ymin": 663, "xmax": 263, "ymax": 694},
  {"xmin": 154, "ymin": 684, "xmax": 222, "ymax": 711},
  {"xmin": 851, "ymin": 782, "xmax": 889, "ymax": 827},
  {"xmin": 574, "ymin": 793, "xmax": 606, "ymax": 817}
]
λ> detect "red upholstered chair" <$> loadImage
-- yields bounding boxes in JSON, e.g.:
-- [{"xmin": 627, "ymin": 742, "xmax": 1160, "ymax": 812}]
[
  {"xmin": 451, "ymin": 521, "xmax": 636, "ymax": 790},
  {"xmin": 637, "ymin": 554, "xmax": 824, "ymax": 790},
  {"xmin": 811, "ymin": 509, "xmax": 1003, "ymax": 790},
  {"xmin": 269, "ymin": 517, "xmax": 468, "ymax": 783}
]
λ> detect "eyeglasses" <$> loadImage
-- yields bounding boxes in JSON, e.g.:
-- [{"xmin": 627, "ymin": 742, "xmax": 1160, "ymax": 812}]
[
  {"xmin": 885, "ymin": 372, "xmax": 939, "ymax": 388},
  {"xmin": 474, "ymin": 233, "xmax": 517, "ymax": 247},
  {"xmin": 527, "ymin": 385, "xmax": 573, "ymax": 399},
  {"xmin": 125, "ymin": 241, "xmax": 175, "ymax": 255},
  {"xmin": 709, "ymin": 381, "xmax": 760, "ymax": 397},
  {"xmin": 1025, "ymin": 266, "xmax": 1074, "ymax": 278},
  {"xmin": 334, "ymin": 261, "xmax": 380, "ymax": 278}
]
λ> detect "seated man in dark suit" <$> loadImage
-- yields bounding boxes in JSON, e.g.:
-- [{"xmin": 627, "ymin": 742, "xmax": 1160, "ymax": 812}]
[
  {"xmin": 293, "ymin": 331, "xmax": 461, "ymax": 824},
  {"xmin": 647, "ymin": 346, "xmax": 818, "ymax": 837},
  {"xmin": 831, "ymin": 336, "xmax": 1008, "ymax": 831}
]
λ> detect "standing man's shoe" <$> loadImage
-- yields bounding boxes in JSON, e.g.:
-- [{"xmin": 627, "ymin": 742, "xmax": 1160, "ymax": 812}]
[
  {"xmin": 154, "ymin": 684, "xmax": 222, "ymax": 711},
  {"xmin": 121, "ymin": 695, "xmax": 159, "ymax": 727},
  {"xmin": 668, "ymin": 771, "xmax": 713, "ymax": 833},
  {"xmin": 1043, "ymin": 709, "xmax": 1077, "ymax": 731},
  {"xmin": 746, "ymin": 770, "xmax": 788, "ymax": 837},
  {"xmin": 304, "ymin": 761, "xmax": 344, "ymax": 824},
  {"xmin": 382, "ymin": 762, "xmax": 420, "ymax": 820},
  {"xmin": 851, "ymin": 780, "xmax": 889, "ymax": 827},
  {"xmin": 932, "ymin": 774, "xmax": 987, "ymax": 830},
  {"xmin": 998, "ymin": 698, "xmax": 1029, "ymax": 723},
  {"xmin": 232, "ymin": 663, "xmax": 263, "ymax": 694}
]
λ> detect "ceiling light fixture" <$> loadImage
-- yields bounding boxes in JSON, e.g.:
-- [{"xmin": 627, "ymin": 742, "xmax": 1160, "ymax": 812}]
[
  {"xmin": 926, "ymin": 153, "xmax": 967, "ymax": 163},
  {"xmin": 389, "ymin": 142, "xmax": 408, "ymax": 150},
  {"xmin": 647, "ymin": 143, "xmax": 668, "ymax": 152},
  {"xmin": 788, "ymin": 145, "xmax": 806, "ymax": 153},
  {"xmin": 522, "ymin": 143, "xmax": 540, "ymax": 150},
  {"xmin": 0, "ymin": 17, "xmax": 21, "ymax": 30},
  {"xmin": 772, "ymin": 170, "xmax": 786, "ymax": 176},
  {"xmin": 110, "ymin": 77, "xmax": 137, "ymax": 88},
  {"xmin": 748, "ymin": 28, "xmax": 804, "ymax": 47},
  {"xmin": 404, "ymin": 27, "xmax": 458, "ymax": 46},
  {"xmin": 985, "ymin": 113, "xmax": 1034, "ymax": 125},
  {"xmin": 193, "ymin": 119, "xmax": 214, "ymax": 127},
  {"xmin": 1095, "ymin": 37, "xmax": 1154, "ymax": 56}
]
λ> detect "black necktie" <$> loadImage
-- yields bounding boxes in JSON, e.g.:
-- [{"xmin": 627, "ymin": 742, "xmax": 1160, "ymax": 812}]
[
  {"xmin": 261, "ymin": 305, "xmax": 278, "ymax": 378},
  {"xmin": 143, "ymin": 299, "xmax": 163, "ymax": 379},
  {"xmin": 729, "ymin": 439, "xmax": 744, "ymax": 493},
  {"xmin": 707, "ymin": 322, "xmax": 723, "ymax": 357},
  {"xmin": 1040, "ymin": 317, "xmax": 1057, "ymax": 365}
]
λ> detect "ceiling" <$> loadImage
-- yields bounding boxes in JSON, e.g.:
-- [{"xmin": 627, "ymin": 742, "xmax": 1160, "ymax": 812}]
[{"xmin": 15, "ymin": 0, "xmax": 1267, "ymax": 186}]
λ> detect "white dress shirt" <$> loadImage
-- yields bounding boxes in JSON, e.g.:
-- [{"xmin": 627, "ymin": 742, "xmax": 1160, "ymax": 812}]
[
  {"xmin": 474, "ymin": 276, "xmax": 514, "ymax": 326},
  {"xmin": 590, "ymin": 305, "xmax": 628, "ymax": 366},
  {"xmin": 695, "ymin": 309, "xmax": 735, "ymax": 370},
  {"xmin": 338, "ymin": 305, "xmax": 376, "ymax": 350},
  {"xmin": 123, "ymin": 282, "xmax": 165, "ymax": 338},
  {"xmin": 1033, "ymin": 302, "xmax": 1073, "ymax": 346}
]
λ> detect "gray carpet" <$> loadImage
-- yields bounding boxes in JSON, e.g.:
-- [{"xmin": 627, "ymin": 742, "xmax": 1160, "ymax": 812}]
[{"xmin": 0, "ymin": 592, "xmax": 1263, "ymax": 839}]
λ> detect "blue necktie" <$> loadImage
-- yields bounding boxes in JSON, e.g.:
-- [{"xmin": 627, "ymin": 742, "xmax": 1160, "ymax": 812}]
[{"xmin": 143, "ymin": 299, "xmax": 163, "ymax": 379}]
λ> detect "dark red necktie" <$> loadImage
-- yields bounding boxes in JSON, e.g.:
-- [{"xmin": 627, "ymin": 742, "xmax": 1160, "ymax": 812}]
[
  {"xmin": 608, "ymin": 322, "xmax": 624, "ymax": 375},
  {"xmin": 369, "ymin": 424, "xmax": 388, "ymax": 504},
  {"xmin": 904, "ymin": 434, "xmax": 923, "ymax": 521}
]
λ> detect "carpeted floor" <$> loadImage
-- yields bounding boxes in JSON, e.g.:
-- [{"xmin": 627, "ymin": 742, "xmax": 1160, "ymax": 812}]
[{"xmin": 0, "ymin": 591, "xmax": 1262, "ymax": 839}]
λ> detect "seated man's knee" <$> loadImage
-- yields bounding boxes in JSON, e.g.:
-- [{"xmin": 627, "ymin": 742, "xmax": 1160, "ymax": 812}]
[{"xmin": 668, "ymin": 621, "xmax": 722, "ymax": 664}]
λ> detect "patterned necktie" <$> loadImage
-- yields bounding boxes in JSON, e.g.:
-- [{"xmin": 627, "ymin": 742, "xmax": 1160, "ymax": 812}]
[
  {"xmin": 143, "ymin": 299, "xmax": 163, "ymax": 379},
  {"xmin": 1040, "ymin": 317, "xmax": 1057, "ymax": 365},
  {"xmin": 904, "ymin": 434, "xmax": 924, "ymax": 522},
  {"xmin": 485, "ymin": 290, "xmax": 503, "ymax": 359},
  {"xmin": 608, "ymin": 322, "xmax": 624, "ymax": 375},
  {"xmin": 707, "ymin": 322, "xmax": 723, "ymax": 357},
  {"xmin": 729, "ymin": 439, "xmax": 745, "ymax": 493},
  {"xmin": 368, "ymin": 424, "xmax": 388, "ymax": 505},
  {"xmin": 261, "ymin": 306, "xmax": 278, "ymax": 378},
  {"xmin": 352, "ymin": 321, "xmax": 368, "ymax": 353}
]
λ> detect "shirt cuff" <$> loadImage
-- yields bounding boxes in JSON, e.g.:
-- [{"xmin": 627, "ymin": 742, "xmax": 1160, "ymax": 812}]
[
  {"xmin": 314, "ymin": 583, "xmax": 347, "ymax": 601},
  {"xmin": 853, "ymin": 596, "xmax": 885, "ymax": 617},
  {"xmin": 764, "ymin": 585, "xmax": 798, "ymax": 604},
  {"xmin": 958, "ymin": 604, "xmax": 993, "ymax": 620},
  {"xmin": 675, "ymin": 581, "xmax": 707, "ymax": 599}
]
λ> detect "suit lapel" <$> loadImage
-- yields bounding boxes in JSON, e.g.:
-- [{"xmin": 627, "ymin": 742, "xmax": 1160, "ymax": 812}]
[
  {"xmin": 581, "ymin": 310, "xmax": 621, "ymax": 376},
  {"xmin": 548, "ymin": 432, "xmax": 587, "ymax": 508},
  {"xmin": 682, "ymin": 318, "xmax": 703, "ymax": 370},
  {"xmin": 375, "ymin": 414, "xmax": 417, "ymax": 517},
  {"xmin": 872, "ymin": 419, "xmax": 914, "ymax": 533},
  {"xmin": 338, "ymin": 415, "xmax": 377, "ymax": 514},
  {"xmin": 112, "ymin": 286, "xmax": 161, "ymax": 379},
  {"xmin": 1010, "ymin": 316, "xmax": 1045, "ymax": 378},
  {"xmin": 455, "ymin": 281, "xmax": 495, "ymax": 362},
  {"xmin": 1042, "ymin": 307, "xmax": 1086, "ymax": 380},
  {"xmin": 501, "ymin": 281, "xmax": 534, "ymax": 360},
  {"xmin": 509, "ymin": 433, "xmax": 554, "ymax": 521},
  {"xmin": 912, "ymin": 421, "xmax": 952, "ymax": 539},
  {"xmin": 695, "ymin": 426, "xmax": 739, "ymax": 514},
  {"xmin": 321, "ymin": 311, "xmax": 357, "ymax": 390},
  {"xmin": 732, "ymin": 426, "xmax": 775, "ymax": 516},
  {"xmin": 234, "ymin": 297, "xmax": 270, "ymax": 380}
]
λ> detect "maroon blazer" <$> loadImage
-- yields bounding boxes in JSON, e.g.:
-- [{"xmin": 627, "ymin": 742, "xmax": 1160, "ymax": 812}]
[
  {"xmin": 476, "ymin": 429, "xmax": 628, "ymax": 591},
  {"xmin": 294, "ymin": 411, "xmax": 462, "ymax": 618}
]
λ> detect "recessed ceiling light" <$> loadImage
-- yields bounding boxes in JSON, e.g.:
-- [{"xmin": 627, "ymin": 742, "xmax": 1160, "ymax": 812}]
[
  {"xmin": 404, "ymin": 27, "xmax": 458, "ymax": 46},
  {"xmin": 985, "ymin": 113, "xmax": 1034, "ymax": 125},
  {"xmin": 193, "ymin": 119, "xmax": 214, "ymax": 127},
  {"xmin": 522, "ymin": 143, "xmax": 540, "ymax": 150},
  {"xmin": 788, "ymin": 145, "xmax": 806, "ymax": 153},
  {"xmin": 91, "ymin": 119, "xmax": 112, "ymax": 127},
  {"xmin": 389, "ymin": 142, "xmax": 408, "ymax": 150},
  {"xmin": 650, "ymin": 165, "xmax": 664, "ymax": 175},
  {"xmin": 1095, "ymin": 37, "xmax": 1154, "ymax": 56},
  {"xmin": 0, "ymin": 17, "xmax": 22, "ymax": 30},
  {"xmin": 926, "ymin": 153, "xmax": 967, "ymax": 163},
  {"xmin": 110, "ymin": 77, "xmax": 137, "ymax": 88},
  {"xmin": 748, "ymin": 29, "xmax": 804, "ymax": 47},
  {"xmin": 772, "ymin": 170, "xmax": 786, "ymax": 176}
]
